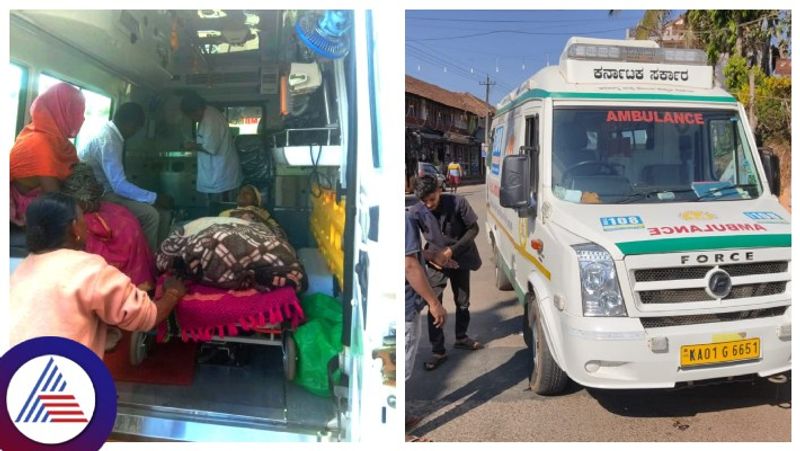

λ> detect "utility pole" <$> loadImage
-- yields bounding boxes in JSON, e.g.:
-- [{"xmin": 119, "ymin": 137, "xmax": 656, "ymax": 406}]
[{"xmin": 479, "ymin": 75, "xmax": 496, "ymax": 177}]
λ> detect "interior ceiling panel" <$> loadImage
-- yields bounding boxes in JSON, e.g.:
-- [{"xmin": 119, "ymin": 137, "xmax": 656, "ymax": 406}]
[
  {"xmin": 13, "ymin": 10, "xmax": 284, "ymax": 91},
  {"xmin": 12, "ymin": 10, "xmax": 175, "ymax": 88}
]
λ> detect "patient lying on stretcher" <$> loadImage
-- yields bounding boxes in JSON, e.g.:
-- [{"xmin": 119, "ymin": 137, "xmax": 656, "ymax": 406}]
[
  {"xmin": 219, "ymin": 184, "xmax": 286, "ymax": 238},
  {"xmin": 156, "ymin": 185, "xmax": 307, "ymax": 293}
]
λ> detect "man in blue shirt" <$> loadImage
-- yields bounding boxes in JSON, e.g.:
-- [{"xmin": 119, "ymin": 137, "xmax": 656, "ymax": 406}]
[
  {"xmin": 78, "ymin": 102, "xmax": 172, "ymax": 252},
  {"xmin": 180, "ymin": 92, "xmax": 243, "ymax": 209}
]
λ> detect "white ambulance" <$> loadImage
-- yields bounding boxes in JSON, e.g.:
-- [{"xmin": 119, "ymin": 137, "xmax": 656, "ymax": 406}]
[{"xmin": 486, "ymin": 37, "xmax": 791, "ymax": 394}]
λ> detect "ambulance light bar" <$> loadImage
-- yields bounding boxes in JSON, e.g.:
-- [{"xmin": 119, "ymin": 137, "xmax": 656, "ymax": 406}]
[{"xmin": 566, "ymin": 44, "xmax": 708, "ymax": 65}]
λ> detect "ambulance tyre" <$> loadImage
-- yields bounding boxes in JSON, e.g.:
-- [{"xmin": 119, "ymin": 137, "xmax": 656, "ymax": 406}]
[
  {"xmin": 493, "ymin": 240, "xmax": 513, "ymax": 291},
  {"xmin": 527, "ymin": 292, "xmax": 568, "ymax": 395},
  {"xmin": 522, "ymin": 301, "xmax": 532, "ymax": 348},
  {"xmin": 282, "ymin": 331, "xmax": 298, "ymax": 381}
]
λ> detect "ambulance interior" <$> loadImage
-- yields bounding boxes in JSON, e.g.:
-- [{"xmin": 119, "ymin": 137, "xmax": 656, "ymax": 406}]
[{"xmin": 10, "ymin": 9, "xmax": 356, "ymax": 440}]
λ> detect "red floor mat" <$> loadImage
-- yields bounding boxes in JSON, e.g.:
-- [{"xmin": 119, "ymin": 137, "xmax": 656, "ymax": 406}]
[{"xmin": 104, "ymin": 331, "xmax": 197, "ymax": 386}]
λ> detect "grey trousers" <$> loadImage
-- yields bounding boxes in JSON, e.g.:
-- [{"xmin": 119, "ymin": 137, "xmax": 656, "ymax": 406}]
[
  {"xmin": 103, "ymin": 192, "xmax": 172, "ymax": 252},
  {"xmin": 405, "ymin": 313, "xmax": 423, "ymax": 381}
]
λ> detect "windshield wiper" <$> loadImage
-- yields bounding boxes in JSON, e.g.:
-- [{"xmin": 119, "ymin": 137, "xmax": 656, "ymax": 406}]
[
  {"xmin": 617, "ymin": 188, "xmax": 696, "ymax": 204},
  {"xmin": 692, "ymin": 184, "xmax": 757, "ymax": 202}
]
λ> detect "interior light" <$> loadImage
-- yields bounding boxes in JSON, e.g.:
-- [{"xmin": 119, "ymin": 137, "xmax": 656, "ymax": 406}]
[{"xmin": 197, "ymin": 10, "xmax": 227, "ymax": 19}]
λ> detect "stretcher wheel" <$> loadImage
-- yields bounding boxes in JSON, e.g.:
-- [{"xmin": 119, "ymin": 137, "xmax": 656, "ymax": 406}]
[
  {"xmin": 129, "ymin": 331, "xmax": 153, "ymax": 366},
  {"xmin": 282, "ymin": 331, "xmax": 297, "ymax": 381}
]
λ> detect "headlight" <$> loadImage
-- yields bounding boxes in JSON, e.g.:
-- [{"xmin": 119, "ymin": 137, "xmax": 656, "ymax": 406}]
[{"xmin": 572, "ymin": 244, "xmax": 627, "ymax": 317}]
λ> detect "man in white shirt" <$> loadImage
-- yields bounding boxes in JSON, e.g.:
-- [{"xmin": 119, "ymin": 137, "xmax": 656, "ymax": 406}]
[
  {"xmin": 179, "ymin": 92, "xmax": 243, "ymax": 210},
  {"xmin": 78, "ymin": 102, "xmax": 172, "ymax": 252}
]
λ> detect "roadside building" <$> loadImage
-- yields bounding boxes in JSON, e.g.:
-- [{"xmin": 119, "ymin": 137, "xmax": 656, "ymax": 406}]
[
  {"xmin": 405, "ymin": 75, "xmax": 494, "ymax": 182},
  {"xmin": 624, "ymin": 14, "xmax": 691, "ymax": 48},
  {"xmin": 657, "ymin": 15, "xmax": 689, "ymax": 48}
]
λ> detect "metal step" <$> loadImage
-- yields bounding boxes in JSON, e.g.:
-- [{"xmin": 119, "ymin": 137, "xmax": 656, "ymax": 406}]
[{"xmin": 112, "ymin": 403, "xmax": 334, "ymax": 442}]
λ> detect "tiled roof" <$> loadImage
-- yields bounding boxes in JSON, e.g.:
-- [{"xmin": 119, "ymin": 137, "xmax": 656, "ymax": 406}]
[{"xmin": 406, "ymin": 75, "xmax": 495, "ymax": 117}]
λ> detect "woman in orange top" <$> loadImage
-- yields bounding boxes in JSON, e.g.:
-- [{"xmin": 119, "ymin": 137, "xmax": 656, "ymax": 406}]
[
  {"xmin": 9, "ymin": 193, "xmax": 185, "ymax": 358},
  {"xmin": 10, "ymin": 83, "xmax": 85, "ymax": 225}
]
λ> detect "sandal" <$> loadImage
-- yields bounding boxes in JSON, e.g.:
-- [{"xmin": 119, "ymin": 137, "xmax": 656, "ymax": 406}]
[
  {"xmin": 406, "ymin": 435, "xmax": 433, "ymax": 442},
  {"xmin": 454, "ymin": 337, "xmax": 483, "ymax": 350},
  {"xmin": 423, "ymin": 353, "xmax": 448, "ymax": 371}
]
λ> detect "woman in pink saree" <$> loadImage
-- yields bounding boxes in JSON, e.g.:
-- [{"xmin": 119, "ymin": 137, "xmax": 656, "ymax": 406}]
[
  {"xmin": 62, "ymin": 164, "xmax": 157, "ymax": 291},
  {"xmin": 9, "ymin": 83, "xmax": 155, "ymax": 291}
]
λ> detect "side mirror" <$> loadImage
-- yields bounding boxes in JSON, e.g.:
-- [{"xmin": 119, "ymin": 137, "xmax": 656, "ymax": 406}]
[
  {"xmin": 759, "ymin": 147, "xmax": 781, "ymax": 195},
  {"xmin": 499, "ymin": 154, "xmax": 531, "ymax": 210}
]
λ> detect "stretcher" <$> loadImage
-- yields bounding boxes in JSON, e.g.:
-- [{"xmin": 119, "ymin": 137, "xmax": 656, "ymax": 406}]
[{"xmin": 130, "ymin": 284, "xmax": 305, "ymax": 381}]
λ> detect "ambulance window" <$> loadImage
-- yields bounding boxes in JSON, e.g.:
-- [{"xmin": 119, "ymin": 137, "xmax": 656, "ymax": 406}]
[
  {"xmin": 37, "ymin": 73, "xmax": 73, "ymax": 94},
  {"xmin": 490, "ymin": 126, "xmax": 504, "ymax": 175},
  {"xmin": 709, "ymin": 117, "xmax": 759, "ymax": 186},
  {"xmin": 37, "ymin": 74, "xmax": 112, "ymax": 148},
  {"xmin": 524, "ymin": 115, "xmax": 538, "ymax": 149},
  {"xmin": 37, "ymin": 74, "xmax": 79, "ymax": 145},
  {"xmin": 77, "ymin": 89, "xmax": 113, "ymax": 149},
  {"xmin": 222, "ymin": 106, "xmax": 263, "ymax": 136},
  {"xmin": 524, "ymin": 115, "xmax": 539, "ymax": 195},
  {"xmin": 8, "ymin": 63, "xmax": 26, "ymax": 145}
]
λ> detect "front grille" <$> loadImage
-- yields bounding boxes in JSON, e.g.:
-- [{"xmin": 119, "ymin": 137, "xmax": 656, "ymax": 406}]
[
  {"xmin": 639, "ymin": 282, "xmax": 787, "ymax": 304},
  {"xmin": 640, "ymin": 306, "xmax": 788, "ymax": 328},
  {"xmin": 729, "ymin": 282, "xmax": 788, "ymax": 299},
  {"xmin": 634, "ymin": 261, "xmax": 788, "ymax": 282}
]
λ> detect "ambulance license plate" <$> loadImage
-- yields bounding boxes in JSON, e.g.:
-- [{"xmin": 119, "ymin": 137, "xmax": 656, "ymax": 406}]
[{"xmin": 680, "ymin": 338, "xmax": 760, "ymax": 367}]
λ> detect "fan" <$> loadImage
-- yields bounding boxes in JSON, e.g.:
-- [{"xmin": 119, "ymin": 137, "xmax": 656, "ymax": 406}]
[{"xmin": 295, "ymin": 10, "xmax": 351, "ymax": 59}]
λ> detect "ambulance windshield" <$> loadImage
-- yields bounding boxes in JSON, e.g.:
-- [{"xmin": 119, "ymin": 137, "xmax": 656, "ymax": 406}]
[{"xmin": 551, "ymin": 107, "xmax": 763, "ymax": 204}]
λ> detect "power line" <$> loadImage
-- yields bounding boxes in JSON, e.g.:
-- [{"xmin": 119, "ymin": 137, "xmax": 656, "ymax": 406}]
[
  {"xmin": 408, "ymin": 44, "xmax": 506, "ymax": 89},
  {"xmin": 408, "ymin": 43, "xmax": 481, "ymax": 77},
  {"xmin": 414, "ymin": 40, "xmax": 563, "ymax": 59},
  {"xmin": 406, "ymin": 21, "xmax": 631, "ymax": 33},
  {"xmin": 406, "ymin": 53, "xmax": 516, "ymax": 98},
  {"xmin": 406, "ymin": 16, "xmax": 640, "ymax": 24},
  {"xmin": 407, "ymin": 27, "xmax": 631, "ymax": 42},
  {"xmin": 407, "ymin": 49, "xmax": 487, "ymax": 87},
  {"xmin": 407, "ymin": 46, "xmax": 483, "ymax": 82},
  {"xmin": 409, "ymin": 42, "xmax": 517, "ymax": 91},
  {"xmin": 406, "ymin": 51, "xmax": 512, "ymax": 104}
]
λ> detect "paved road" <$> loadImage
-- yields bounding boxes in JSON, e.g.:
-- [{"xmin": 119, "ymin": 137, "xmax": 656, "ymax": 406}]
[{"xmin": 406, "ymin": 184, "xmax": 791, "ymax": 442}]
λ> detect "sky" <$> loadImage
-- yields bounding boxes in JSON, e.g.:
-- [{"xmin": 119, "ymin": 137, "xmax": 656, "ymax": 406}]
[{"xmin": 406, "ymin": 10, "xmax": 650, "ymax": 105}]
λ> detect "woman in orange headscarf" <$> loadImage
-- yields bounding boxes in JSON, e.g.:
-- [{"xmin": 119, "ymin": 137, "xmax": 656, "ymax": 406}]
[{"xmin": 10, "ymin": 82, "xmax": 86, "ymax": 225}]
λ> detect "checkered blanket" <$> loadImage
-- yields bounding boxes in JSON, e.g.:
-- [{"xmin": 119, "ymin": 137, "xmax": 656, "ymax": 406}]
[{"xmin": 156, "ymin": 220, "xmax": 307, "ymax": 293}]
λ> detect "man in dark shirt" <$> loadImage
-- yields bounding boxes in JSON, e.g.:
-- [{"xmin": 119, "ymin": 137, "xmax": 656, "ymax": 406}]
[{"xmin": 410, "ymin": 175, "xmax": 483, "ymax": 371}]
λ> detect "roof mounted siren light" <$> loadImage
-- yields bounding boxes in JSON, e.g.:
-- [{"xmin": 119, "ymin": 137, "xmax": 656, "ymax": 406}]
[
  {"xmin": 295, "ymin": 10, "xmax": 352, "ymax": 59},
  {"xmin": 565, "ymin": 43, "xmax": 708, "ymax": 66}
]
